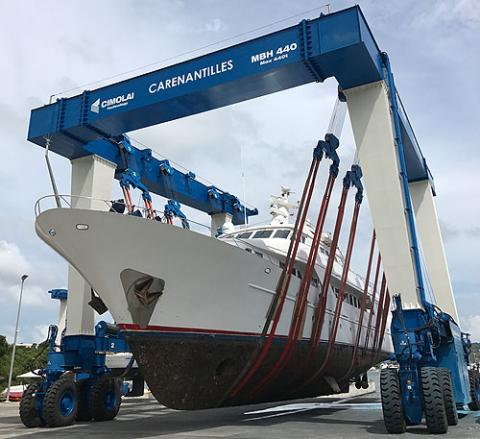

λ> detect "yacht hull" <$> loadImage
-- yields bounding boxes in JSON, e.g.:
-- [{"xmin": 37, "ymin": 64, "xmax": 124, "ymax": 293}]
[
  {"xmin": 36, "ymin": 208, "xmax": 391, "ymax": 410},
  {"xmin": 124, "ymin": 329, "xmax": 384, "ymax": 409}
]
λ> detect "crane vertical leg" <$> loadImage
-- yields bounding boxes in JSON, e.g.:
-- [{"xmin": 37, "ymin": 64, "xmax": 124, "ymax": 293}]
[
  {"xmin": 211, "ymin": 213, "xmax": 233, "ymax": 237},
  {"xmin": 66, "ymin": 155, "xmax": 116, "ymax": 336},
  {"xmin": 56, "ymin": 294, "xmax": 67, "ymax": 345},
  {"xmin": 409, "ymin": 180, "xmax": 459, "ymax": 322},
  {"xmin": 344, "ymin": 81, "xmax": 421, "ymax": 310}
]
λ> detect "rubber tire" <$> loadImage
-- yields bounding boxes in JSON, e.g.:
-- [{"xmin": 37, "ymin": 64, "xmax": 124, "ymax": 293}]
[
  {"xmin": 468, "ymin": 369, "xmax": 480, "ymax": 410},
  {"xmin": 75, "ymin": 380, "xmax": 93, "ymax": 422},
  {"xmin": 380, "ymin": 368, "xmax": 406, "ymax": 434},
  {"xmin": 420, "ymin": 367, "xmax": 448, "ymax": 434},
  {"xmin": 43, "ymin": 376, "xmax": 78, "ymax": 427},
  {"xmin": 19, "ymin": 382, "xmax": 45, "ymax": 428},
  {"xmin": 438, "ymin": 368, "xmax": 458, "ymax": 425},
  {"xmin": 90, "ymin": 375, "xmax": 121, "ymax": 421}
]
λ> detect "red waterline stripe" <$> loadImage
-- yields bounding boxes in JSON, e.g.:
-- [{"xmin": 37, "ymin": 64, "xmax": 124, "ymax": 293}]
[{"xmin": 118, "ymin": 323, "xmax": 289, "ymax": 338}]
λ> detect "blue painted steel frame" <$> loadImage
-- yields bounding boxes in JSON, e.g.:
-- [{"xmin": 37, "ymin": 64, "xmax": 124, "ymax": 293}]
[
  {"xmin": 45, "ymin": 321, "xmax": 130, "ymax": 377},
  {"xmin": 382, "ymin": 54, "xmax": 472, "ymax": 425},
  {"xmin": 27, "ymin": 6, "xmax": 430, "ymax": 186},
  {"xmin": 92, "ymin": 135, "xmax": 257, "ymax": 225},
  {"xmin": 391, "ymin": 295, "xmax": 473, "ymax": 425},
  {"xmin": 382, "ymin": 53, "xmax": 426, "ymax": 308}
]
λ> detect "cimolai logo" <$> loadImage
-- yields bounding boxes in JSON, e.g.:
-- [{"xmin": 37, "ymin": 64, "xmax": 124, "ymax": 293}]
[{"xmin": 90, "ymin": 92, "xmax": 135, "ymax": 113}]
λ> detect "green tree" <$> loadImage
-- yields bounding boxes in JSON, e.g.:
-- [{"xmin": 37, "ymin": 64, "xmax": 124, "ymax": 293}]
[{"xmin": 0, "ymin": 336, "xmax": 48, "ymax": 386}]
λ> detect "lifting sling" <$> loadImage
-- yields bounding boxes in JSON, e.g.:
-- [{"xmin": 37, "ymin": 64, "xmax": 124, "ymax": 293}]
[
  {"xmin": 372, "ymin": 273, "xmax": 387, "ymax": 352},
  {"xmin": 249, "ymin": 160, "xmax": 339, "ymax": 396},
  {"xmin": 228, "ymin": 152, "xmax": 322, "ymax": 398},
  {"xmin": 228, "ymin": 95, "xmax": 346, "ymax": 400},
  {"xmin": 341, "ymin": 230, "xmax": 376, "ymax": 380},
  {"xmin": 375, "ymin": 288, "xmax": 391, "ymax": 357},
  {"xmin": 363, "ymin": 253, "xmax": 382, "ymax": 354},
  {"xmin": 298, "ymin": 165, "xmax": 364, "ymax": 391}
]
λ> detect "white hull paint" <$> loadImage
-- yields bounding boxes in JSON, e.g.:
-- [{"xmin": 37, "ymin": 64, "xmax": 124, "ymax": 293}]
[{"xmin": 36, "ymin": 208, "xmax": 391, "ymax": 350}]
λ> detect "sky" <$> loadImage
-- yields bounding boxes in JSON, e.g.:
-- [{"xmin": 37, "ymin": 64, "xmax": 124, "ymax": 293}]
[{"xmin": 0, "ymin": 0, "xmax": 479, "ymax": 343}]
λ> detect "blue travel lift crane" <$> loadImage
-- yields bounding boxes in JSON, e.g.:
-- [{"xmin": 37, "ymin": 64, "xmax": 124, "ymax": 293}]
[{"xmin": 24, "ymin": 5, "xmax": 479, "ymax": 432}]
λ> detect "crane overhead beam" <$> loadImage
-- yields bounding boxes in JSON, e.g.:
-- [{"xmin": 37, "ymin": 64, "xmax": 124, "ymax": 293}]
[
  {"xmin": 80, "ymin": 136, "xmax": 258, "ymax": 225},
  {"xmin": 28, "ymin": 6, "xmax": 430, "ymax": 184}
]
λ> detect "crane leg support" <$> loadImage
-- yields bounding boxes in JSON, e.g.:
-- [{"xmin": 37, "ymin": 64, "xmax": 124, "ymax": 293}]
[
  {"xmin": 409, "ymin": 180, "xmax": 459, "ymax": 322},
  {"xmin": 344, "ymin": 81, "xmax": 420, "ymax": 310},
  {"xmin": 67, "ymin": 155, "xmax": 116, "ymax": 336}
]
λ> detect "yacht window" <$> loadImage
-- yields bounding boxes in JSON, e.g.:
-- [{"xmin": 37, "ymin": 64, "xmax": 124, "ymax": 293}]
[
  {"xmin": 245, "ymin": 248, "xmax": 252, "ymax": 253},
  {"xmin": 253, "ymin": 230, "xmax": 273, "ymax": 239},
  {"xmin": 348, "ymin": 295, "xmax": 354, "ymax": 305},
  {"xmin": 237, "ymin": 232, "xmax": 252, "ymax": 239},
  {"xmin": 273, "ymin": 229, "xmax": 291, "ymax": 239},
  {"xmin": 254, "ymin": 251, "xmax": 263, "ymax": 258},
  {"xmin": 301, "ymin": 235, "xmax": 306, "ymax": 244},
  {"xmin": 312, "ymin": 278, "xmax": 319, "ymax": 288}
]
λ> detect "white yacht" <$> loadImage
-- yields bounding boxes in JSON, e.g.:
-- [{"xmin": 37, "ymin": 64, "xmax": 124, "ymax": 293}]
[{"xmin": 35, "ymin": 189, "xmax": 392, "ymax": 410}]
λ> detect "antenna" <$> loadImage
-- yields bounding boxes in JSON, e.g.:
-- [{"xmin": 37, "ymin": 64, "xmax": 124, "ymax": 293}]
[{"xmin": 240, "ymin": 144, "xmax": 248, "ymax": 227}]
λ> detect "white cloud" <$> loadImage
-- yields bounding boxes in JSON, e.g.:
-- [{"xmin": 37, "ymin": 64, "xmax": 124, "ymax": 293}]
[
  {"xmin": 0, "ymin": 240, "xmax": 29, "ymax": 282},
  {"xmin": 464, "ymin": 315, "xmax": 480, "ymax": 343},
  {"xmin": 411, "ymin": 0, "xmax": 480, "ymax": 29},
  {"xmin": 204, "ymin": 18, "xmax": 228, "ymax": 33},
  {"xmin": 0, "ymin": 241, "xmax": 57, "ymax": 308}
]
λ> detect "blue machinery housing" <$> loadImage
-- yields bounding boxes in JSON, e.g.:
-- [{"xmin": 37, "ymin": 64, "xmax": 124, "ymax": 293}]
[{"xmin": 26, "ymin": 5, "xmax": 478, "ymax": 432}]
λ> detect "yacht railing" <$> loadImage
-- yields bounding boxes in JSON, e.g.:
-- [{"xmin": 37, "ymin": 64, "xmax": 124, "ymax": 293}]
[{"xmin": 34, "ymin": 194, "xmax": 213, "ymax": 235}]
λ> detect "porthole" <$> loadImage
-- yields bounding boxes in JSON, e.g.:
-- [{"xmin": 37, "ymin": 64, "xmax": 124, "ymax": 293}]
[{"xmin": 76, "ymin": 224, "xmax": 89, "ymax": 231}]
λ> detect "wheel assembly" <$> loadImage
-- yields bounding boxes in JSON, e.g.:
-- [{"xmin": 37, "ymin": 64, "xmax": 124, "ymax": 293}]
[
  {"xmin": 75, "ymin": 380, "xmax": 93, "ymax": 422},
  {"xmin": 468, "ymin": 369, "xmax": 480, "ymax": 411},
  {"xmin": 89, "ymin": 374, "xmax": 122, "ymax": 421},
  {"xmin": 438, "ymin": 368, "xmax": 458, "ymax": 426},
  {"xmin": 420, "ymin": 367, "xmax": 448, "ymax": 434},
  {"xmin": 19, "ymin": 382, "xmax": 45, "ymax": 428},
  {"xmin": 43, "ymin": 376, "xmax": 78, "ymax": 427},
  {"xmin": 380, "ymin": 368, "xmax": 406, "ymax": 434}
]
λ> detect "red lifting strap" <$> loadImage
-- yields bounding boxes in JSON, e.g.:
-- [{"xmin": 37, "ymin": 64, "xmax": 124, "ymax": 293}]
[
  {"xmin": 144, "ymin": 199, "xmax": 154, "ymax": 219},
  {"xmin": 300, "ymin": 199, "xmax": 362, "ymax": 390},
  {"xmin": 248, "ymin": 173, "xmax": 337, "ymax": 396},
  {"xmin": 341, "ymin": 229, "xmax": 376, "ymax": 380},
  {"xmin": 229, "ymin": 156, "xmax": 320, "ymax": 398},
  {"xmin": 308, "ymin": 185, "xmax": 350, "ymax": 362},
  {"xmin": 371, "ymin": 273, "xmax": 387, "ymax": 354},
  {"xmin": 375, "ymin": 288, "xmax": 391, "ymax": 357},
  {"xmin": 122, "ymin": 186, "xmax": 134, "ymax": 214},
  {"xmin": 363, "ymin": 253, "xmax": 381, "ymax": 355}
]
